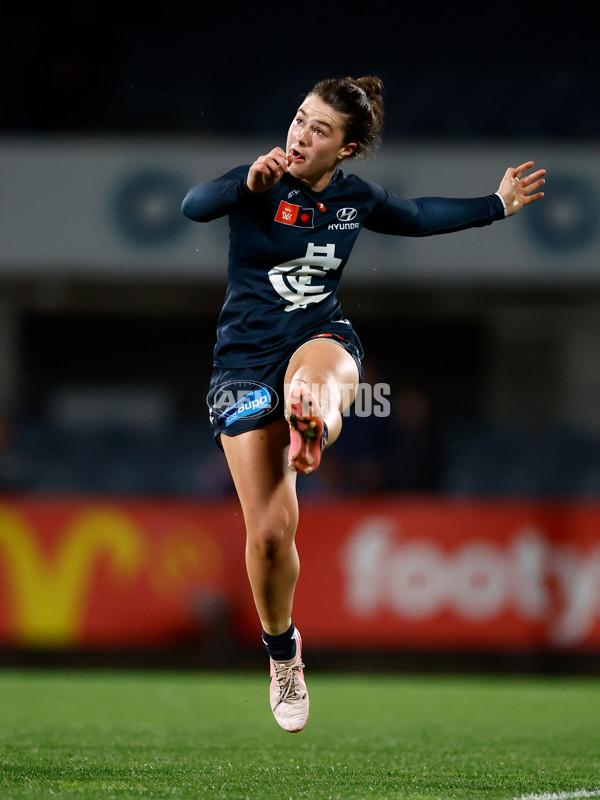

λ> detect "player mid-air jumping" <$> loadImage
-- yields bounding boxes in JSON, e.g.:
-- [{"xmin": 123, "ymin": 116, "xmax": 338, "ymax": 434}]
[{"xmin": 182, "ymin": 75, "xmax": 545, "ymax": 732}]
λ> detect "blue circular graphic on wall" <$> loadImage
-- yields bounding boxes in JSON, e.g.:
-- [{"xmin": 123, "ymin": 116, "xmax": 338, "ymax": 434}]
[
  {"xmin": 112, "ymin": 169, "xmax": 188, "ymax": 246},
  {"xmin": 524, "ymin": 174, "xmax": 598, "ymax": 252}
]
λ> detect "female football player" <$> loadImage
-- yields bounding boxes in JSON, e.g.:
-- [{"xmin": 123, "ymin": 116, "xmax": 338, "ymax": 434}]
[{"xmin": 182, "ymin": 75, "xmax": 545, "ymax": 732}]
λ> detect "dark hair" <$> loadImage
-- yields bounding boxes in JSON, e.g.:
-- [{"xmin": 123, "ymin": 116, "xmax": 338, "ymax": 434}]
[{"xmin": 307, "ymin": 75, "xmax": 385, "ymax": 158}]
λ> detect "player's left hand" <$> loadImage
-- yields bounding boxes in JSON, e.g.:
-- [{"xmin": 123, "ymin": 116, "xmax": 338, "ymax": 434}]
[{"xmin": 497, "ymin": 161, "xmax": 546, "ymax": 216}]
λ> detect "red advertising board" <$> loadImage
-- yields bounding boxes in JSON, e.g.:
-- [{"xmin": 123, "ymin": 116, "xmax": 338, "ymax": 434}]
[
  {"xmin": 295, "ymin": 499, "xmax": 600, "ymax": 651},
  {"xmin": 1, "ymin": 496, "xmax": 600, "ymax": 652},
  {"xmin": 0, "ymin": 498, "xmax": 247, "ymax": 649}
]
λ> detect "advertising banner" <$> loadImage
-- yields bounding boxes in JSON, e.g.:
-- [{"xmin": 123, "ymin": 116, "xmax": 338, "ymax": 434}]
[
  {"xmin": 294, "ymin": 499, "xmax": 600, "ymax": 651},
  {"xmin": 0, "ymin": 497, "xmax": 599, "ymax": 652},
  {"xmin": 0, "ymin": 498, "xmax": 246, "ymax": 648}
]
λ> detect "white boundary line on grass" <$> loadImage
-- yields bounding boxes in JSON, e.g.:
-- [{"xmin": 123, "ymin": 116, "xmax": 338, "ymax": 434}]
[{"xmin": 511, "ymin": 791, "xmax": 600, "ymax": 800}]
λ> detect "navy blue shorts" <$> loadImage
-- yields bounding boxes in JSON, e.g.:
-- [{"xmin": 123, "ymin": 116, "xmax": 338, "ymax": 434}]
[{"xmin": 207, "ymin": 321, "xmax": 364, "ymax": 447}]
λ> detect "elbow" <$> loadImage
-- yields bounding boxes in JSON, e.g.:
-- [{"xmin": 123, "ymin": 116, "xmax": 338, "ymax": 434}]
[
  {"xmin": 182, "ymin": 186, "xmax": 213, "ymax": 221},
  {"xmin": 181, "ymin": 190, "xmax": 198, "ymax": 220},
  {"xmin": 182, "ymin": 182, "xmax": 231, "ymax": 222}
]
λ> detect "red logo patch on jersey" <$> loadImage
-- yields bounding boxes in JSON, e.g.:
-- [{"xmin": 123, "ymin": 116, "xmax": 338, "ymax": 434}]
[
  {"xmin": 317, "ymin": 202, "xmax": 326, "ymax": 212},
  {"xmin": 275, "ymin": 201, "xmax": 300, "ymax": 225},
  {"xmin": 274, "ymin": 201, "xmax": 314, "ymax": 228}
]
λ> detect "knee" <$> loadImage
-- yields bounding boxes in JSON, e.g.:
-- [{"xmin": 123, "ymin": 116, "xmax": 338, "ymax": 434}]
[
  {"xmin": 287, "ymin": 371, "xmax": 331, "ymax": 403},
  {"xmin": 291, "ymin": 368, "xmax": 329, "ymax": 388},
  {"xmin": 246, "ymin": 509, "xmax": 298, "ymax": 561}
]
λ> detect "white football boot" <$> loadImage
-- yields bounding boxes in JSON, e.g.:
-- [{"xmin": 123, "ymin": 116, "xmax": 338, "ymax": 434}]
[{"xmin": 268, "ymin": 628, "xmax": 309, "ymax": 733}]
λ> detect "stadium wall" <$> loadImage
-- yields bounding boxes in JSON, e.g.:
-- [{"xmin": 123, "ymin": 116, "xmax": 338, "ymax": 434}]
[{"xmin": 1, "ymin": 137, "xmax": 599, "ymax": 284}]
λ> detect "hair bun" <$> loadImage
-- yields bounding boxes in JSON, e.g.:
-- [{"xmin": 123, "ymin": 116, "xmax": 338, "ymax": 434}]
[{"xmin": 351, "ymin": 76, "xmax": 384, "ymax": 102}]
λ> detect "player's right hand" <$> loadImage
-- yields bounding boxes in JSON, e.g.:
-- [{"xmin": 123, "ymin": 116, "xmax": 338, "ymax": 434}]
[{"xmin": 246, "ymin": 148, "xmax": 291, "ymax": 193}]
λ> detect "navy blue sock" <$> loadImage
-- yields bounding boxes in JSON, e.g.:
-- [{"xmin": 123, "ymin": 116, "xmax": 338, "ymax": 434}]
[{"xmin": 262, "ymin": 622, "xmax": 296, "ymax": 661}]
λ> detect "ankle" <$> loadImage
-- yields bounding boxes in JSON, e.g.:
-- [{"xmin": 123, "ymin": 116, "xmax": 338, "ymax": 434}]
[{"xmin": 262, "ymin": 622, "xmax": 297, "ymax": 661}]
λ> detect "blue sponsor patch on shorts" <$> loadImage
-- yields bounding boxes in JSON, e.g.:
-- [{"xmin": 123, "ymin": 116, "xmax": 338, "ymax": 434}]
[{"xmin": 221, "ymin": 385, "xmax": 272, "ymax": 427}]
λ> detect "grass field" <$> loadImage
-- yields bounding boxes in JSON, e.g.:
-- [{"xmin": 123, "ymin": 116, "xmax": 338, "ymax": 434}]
[{"xmin": 1, "ymin": 670, "xmax": 599, "ymax": 799}]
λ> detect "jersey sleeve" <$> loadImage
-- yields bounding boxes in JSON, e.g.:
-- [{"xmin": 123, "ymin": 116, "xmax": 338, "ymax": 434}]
[
  {"xmin": 363, "ymin": 181, "xmax": 506, "ymax": 236},
  {"xmin": 181, "ymin": 165, "xmax": 262, "ymax": 222}
]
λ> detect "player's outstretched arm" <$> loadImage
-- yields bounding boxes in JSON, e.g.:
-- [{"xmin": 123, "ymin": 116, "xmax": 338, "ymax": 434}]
[
  {"xmin": 246, "ymin": 147, "xmax": 291, "ymax": 193},
  {"xmin": 497, "ymin": 161, "xmax": 546, "ymax": 216}
]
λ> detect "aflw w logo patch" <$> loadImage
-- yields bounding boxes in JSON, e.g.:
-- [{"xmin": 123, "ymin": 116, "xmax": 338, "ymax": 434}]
[{"xmin": 274, "ymin": 200, "xmax": 314, "ymax": 228}]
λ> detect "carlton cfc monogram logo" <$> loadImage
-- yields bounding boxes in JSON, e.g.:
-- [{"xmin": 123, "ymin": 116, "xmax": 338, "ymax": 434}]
[
  {"xmin": 274, "ymin": 200, "xmax": 314, "ymax": 228},
  {"xmin": 268, "ymin": 242, "xmax": 342, "ymax": 312}
]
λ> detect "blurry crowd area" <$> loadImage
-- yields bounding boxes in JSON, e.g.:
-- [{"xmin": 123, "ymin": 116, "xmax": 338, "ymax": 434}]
[
  {"xmin": 1, "ymin": 308, "xmax": 599, "ymax": 501},
  {"xmin": 3, "ymin": 373, "xmax": 600, "ymax": 500},
  {"xmin": 4, "ymin": 400, "xmax": 600, "ymax": 501}
]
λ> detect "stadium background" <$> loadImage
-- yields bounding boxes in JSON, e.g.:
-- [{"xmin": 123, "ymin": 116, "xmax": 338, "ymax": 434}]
[{"xmin": 1, "ymin": 4, "xmax": 599, "ymax": 668}]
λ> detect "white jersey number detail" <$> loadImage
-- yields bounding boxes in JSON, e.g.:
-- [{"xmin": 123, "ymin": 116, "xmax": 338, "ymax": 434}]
[{"xmin": 268, "ymin": 243, "xmax": 342, "ymax": 312}]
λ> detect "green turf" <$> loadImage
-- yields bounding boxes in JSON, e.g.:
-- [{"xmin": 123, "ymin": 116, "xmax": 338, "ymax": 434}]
[{"xmin": 0, "ymin": 670, "xmax": 599, "ymax": 799}]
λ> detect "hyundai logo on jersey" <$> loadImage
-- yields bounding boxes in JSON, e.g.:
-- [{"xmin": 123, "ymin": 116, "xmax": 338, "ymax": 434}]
[
  {"xmin": 336, "ymin": 207, "xmax": 358, "ymax": 222},
  {"xmin": 211, "ymin": 381, "xmax": 278, "ymax": 426}
]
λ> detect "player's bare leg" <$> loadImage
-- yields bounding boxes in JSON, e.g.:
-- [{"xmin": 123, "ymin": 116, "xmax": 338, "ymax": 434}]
[
  {"xmin": 221, "ymin": 420, "xmax": 298, "ymax": 636},
  {"xmin": 221, "ymin": 421, "xmax": 309, "ymax": 731},
  {"xmin": 284, "ymin": 338, "xmax": 359, "ymax": 474}
]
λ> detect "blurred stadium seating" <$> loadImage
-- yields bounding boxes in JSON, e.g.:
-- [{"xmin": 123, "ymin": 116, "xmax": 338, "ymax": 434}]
[{"xmin": 3, "ymin": 405, "xmax": 599, "ymax": 500}]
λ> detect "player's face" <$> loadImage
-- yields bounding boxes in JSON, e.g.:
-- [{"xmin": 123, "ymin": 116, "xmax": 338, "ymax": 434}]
[{"xmin": 286, "ymin": 95, "xmax": 357, "ymax": 191}]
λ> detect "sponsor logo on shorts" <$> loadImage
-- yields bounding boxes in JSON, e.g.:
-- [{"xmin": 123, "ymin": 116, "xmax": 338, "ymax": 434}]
[{"xmin": 208, "ymin": 380, "xmax": 279, "ymax": 427}]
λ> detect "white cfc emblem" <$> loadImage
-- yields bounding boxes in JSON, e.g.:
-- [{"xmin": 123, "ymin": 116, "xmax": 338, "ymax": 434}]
[{"xmin": 268, "ymin": 243, "xmax": 342, "ymax": 312}]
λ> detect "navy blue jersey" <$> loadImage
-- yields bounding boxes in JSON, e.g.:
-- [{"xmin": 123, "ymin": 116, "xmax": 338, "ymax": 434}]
[{"xmin": 182, "ymin": 165, "xmax": 505, "ymax": 367}]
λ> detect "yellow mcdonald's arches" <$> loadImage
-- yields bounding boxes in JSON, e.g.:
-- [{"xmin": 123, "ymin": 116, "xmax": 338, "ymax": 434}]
[{"xmin": 0, "ymin": 504, "xmax": 143, "ymax": 647}]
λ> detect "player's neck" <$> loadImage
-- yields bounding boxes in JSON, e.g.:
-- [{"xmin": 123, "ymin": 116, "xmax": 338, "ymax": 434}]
[{"xmin": 293, "ymin": 166, "xmax": 338, "ymax": 194}]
